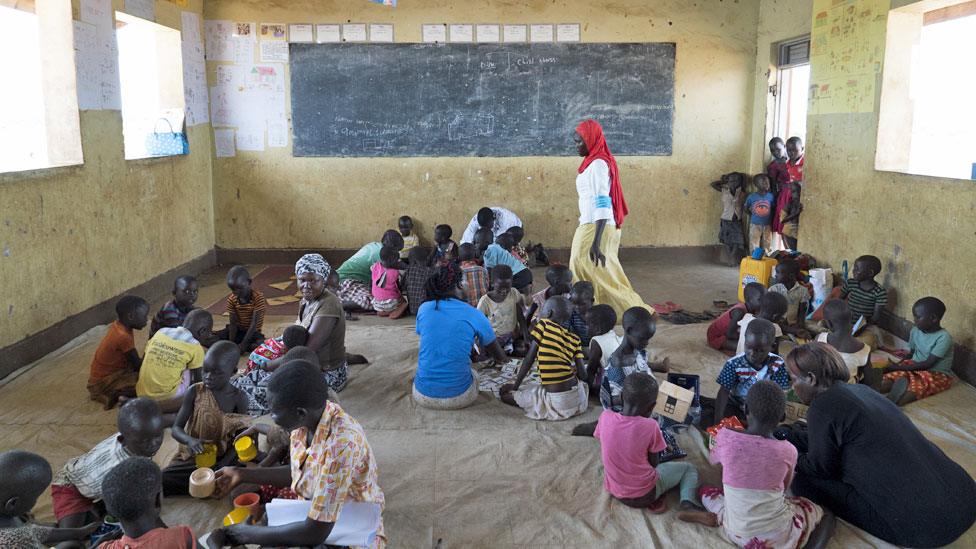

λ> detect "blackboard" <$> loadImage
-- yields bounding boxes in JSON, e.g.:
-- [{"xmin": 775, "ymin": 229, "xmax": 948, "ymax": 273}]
[{"xmin": 289, "ymin": 42, "xmax": 675, "ymax": 157}]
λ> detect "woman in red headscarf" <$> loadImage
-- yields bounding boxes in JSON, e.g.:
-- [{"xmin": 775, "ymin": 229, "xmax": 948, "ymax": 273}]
[{"xmin": 569, "ymin": 120, "xmax": 652, "ymax": 318}]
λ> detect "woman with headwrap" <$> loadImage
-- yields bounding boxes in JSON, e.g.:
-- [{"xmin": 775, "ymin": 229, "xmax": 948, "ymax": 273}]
[
  {"xmin": 570, "ymin": 119, "xmax": 652, "ymax": 318},
  {"xmin": 413, "ymin": 264, "xmax": 509, "ymax": 409},
  {"xmin": 294, "ymin": 254, "xmax": 348, "ymax": 393}
]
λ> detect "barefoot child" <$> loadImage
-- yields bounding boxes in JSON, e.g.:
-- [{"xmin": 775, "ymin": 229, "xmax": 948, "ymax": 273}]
[
  {"xmin": 137, "ymin": 309, "xmax": 213, "ymax": 414},
  {"xmin": 371, "ymin": 246, "xmax": 408, "ymax": 319},
  {"xmin": 499, "ymin": 297, "xmax": 588, "ymax": 420},
  {"xmin": 878, "ymin": 297, "xmax": 955, "ymax": 405},
  {"xmin": 458, "ymin": 243, "xmax": 489, "ymax": 307},
  {"xmin": 816, "ymin": 300, "xmax": 866, "ymax": 382},
  {"xmin": 734, "ymin": 291, "xmax": 786, "ymax": 356},
  {"xmin": 595, "ymin": 373, "xmax": 702, "ymax": 513},
  {"xmin": 101, "ymin": 457, "xmax": 197, "ymax": 548},
  {"xmin": 600, "ymin": 307, "xmax": 668, "ymax": 413},
  {"xmin": 162, "ymin": 341, "xmax": 251, "ymax": 496},
  {"xmin": 0, "ymin": 451, "xmax": 98, "ymax": 547},
  {"xmin": 708, "ymin": 283, "xmax": 764, "ymax": 354},
  {"xmin": 429, "ymin": 224, "xmax": 458, "ymax": 267},
  {"xmin": 680, "ymin": 380, "xmax": 834, "ymax": 548},
  {"xmin": 712, "ymin": 319, "xmax": 790, "ymax": 426},
  {"xmin": 150, "ymin": 275, "xmax": 199, "ymax": 337},
  {"xmin": 52, "ymin": 399, "xmax": 164, "ymax": 530},
  {"xmin": 769, "ymin": 260, "xmax": 809, "ymax": 336},
  {"xmin": 477, "ymin": 265, "xmax": 528, "ymax": 355},
  {"xmin": 216, "ymin": 266, "xmax": 267, "ymax": 353},
  {"xmin": 526, "ymin": 265, "xmax": 574, "ymax": 323},
  {"xmin": 711, "ymin": 173, "xmax": 746, "ymax": 265},
  {"xmin": 398, "ymin": 215, "xmax": 419, "ymax": 260},
  {"xmin": 584, "ymin": 304, "xmax": 621, "ymax": 392},
  {"xmin": 744, "ymin": 174, "xmax": 774, "ymax": 254},
  {"xmin": 87, "ymin": 296, "xmax": 149, "ymax": 409}
]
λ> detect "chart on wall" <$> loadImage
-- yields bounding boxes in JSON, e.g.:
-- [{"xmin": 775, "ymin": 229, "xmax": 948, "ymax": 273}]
[
  {"xmin": 808, "ymin": 0, "xmax": 888, "ymax": 115},
  {"xmin": 289, "ymin": 42, "xmax": 675, "ymax": 157}
]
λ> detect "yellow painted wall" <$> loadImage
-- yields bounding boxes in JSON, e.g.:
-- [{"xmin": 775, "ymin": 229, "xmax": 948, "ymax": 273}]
[
  {"xmin": 803, "ymin": 0, "xmax": 976, "ymax": 345},
  {"xmin": 0, "ymin": 1, "xmax": 214, "ymax": 349},
  {"xmin": 205, "ymin": 0, "xmax": 762, "ymax": 250}
]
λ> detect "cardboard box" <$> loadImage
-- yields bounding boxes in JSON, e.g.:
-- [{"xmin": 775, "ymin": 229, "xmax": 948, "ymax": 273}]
[
  {"xmin": 655, "ymin": 381, "xmax": 694, "ymax": 423},
  {"xmin": 785, "ymin": 389, "xmax": 809, "ymax": 423}
]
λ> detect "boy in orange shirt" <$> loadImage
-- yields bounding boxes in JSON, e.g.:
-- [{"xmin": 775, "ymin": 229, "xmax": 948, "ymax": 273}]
[{"xmin": 87, "ymin": 296, "xmax": 149, "ymax": 410}]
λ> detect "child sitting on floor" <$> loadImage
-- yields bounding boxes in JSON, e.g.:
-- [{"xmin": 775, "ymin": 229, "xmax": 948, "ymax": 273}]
[
  {"xmin": 769, "ymin": 259, "xmax": 809, "ymax": 336},
  {"xmin": 52, "ymin": 399, "xmax": 164, "ymax": 530},
  {"xmin": 405, "ymin": 246, "xmax": 432, "ymax": 316},
  {"xmin": 243, "ymin": 325, "xmax": 309, "ymax": 374},
  {"xmin": 371, "ymin": 245, "xmax": 408, "ymax": 318},
  {"xmin": 479, "ymin": 229, "xmax": 534, "ymax": 292},
  {"xmin": 585, "ymin": 304, "xmax": 621, "ymax": 392},
  {"xmin": 735, "ymin": 290, "xmax": 786, "ymax": 356},
  {"xmin": 526, "ymin": 264, "xmax": 574, "ymax": 322},
  {"xmin": 459, "ymin": 243, "xmax": 489, "ymax": 307},
  {"xmin": 600, "ymin": 307, "xmax": 669, "ymax": 413},
  {"xmin": 398, "ymin": 215, "xmax": 420, "ymax": 260},
  {"xmin": 477, "ymin": 265, "xmax": 528, "ymax": 355},
  {"xmin": 816, "ymin": 300, "xmax": 866, "ymax": 382},
  {"xmin": 0, "ymin": 450, "xmax": 98, "ymax": 548},
  {"xmin": 568, "ymin": 281, "xmax": 595, "ymax": 351},
  {"xmin": 215, "ymin": 266, "xmax": 267, "ymax": 353},
  {"xmin": 877, "ymin": 297, "xmax": 955, "ymax": 406},
  {"xmin": 237, "ymin": 346, "xmax": 341, "ymax": 418},
  {"xmin": 708, "ymin": 283, "xmax": 764, "ymax": 354},
  {"xmin": 499, "ymin": 297, "xmax": 588, "ymax": 420},
  {"xmin": 680, "ymin": 380, "xmax": 835, "ymax": 548},
  {"xmin": 507, "ymin": 226, "xmax": 530, "ymax": 265},
  {"xmin": 137, "ymin": 309, "xmax": 213, "ymax": 414},
  {"xmin": 429, "ymin": 223, "xmax": 458, "ymax": 266},
  {"xmin": 841, "ymin": 255, "xmax": 888, "ymax": 347},
  {"xmin": 100, "ymin": 457, "xmax": 197, "ymax": 548},
  {"xmin": 595, "ymin": 373, "xmax": 703, "ymax": 513},
  {"xmin": 88, "ymin": 295, "xmax": 149, "ymax": 409},
  {"xmin": 150, "ymin": 275, "xmax": 198, "ymax": 337},
  {"xmin": 162, "ymin": 341, "xmax": 251, "ymax": 496},
  {"xmin": 711, "ymin": 319, "xmax": 790, "ymax": 426}
]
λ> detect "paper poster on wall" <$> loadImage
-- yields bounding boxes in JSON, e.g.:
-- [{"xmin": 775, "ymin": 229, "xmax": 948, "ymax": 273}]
[
  {"xmin": 808, "ymin": 0, "xmax": 887, "ymax": 114},
  {"xmin": 181, "ymin": 23, "xmax": 209, "ymax": 126},
  {"xmin": 342, "ymin": 23, "xmax": 367, "ymax": 42},
  {"xmin": 214, "ymin": 128, "xmax": 236, "ymax": 157},
  {"xmin": 556, "ymin": 23, "xmax": 580, "ymax": 42},
  {"xmin": 234, "ymin": 22, "xmax": 256, "ymax": 40},
  {"xmin": 369, "ymin": 23, "xmax": 394, "ymax": 42},
  {"xmin": 78, "ymin": 0, "xmax": 121, "ymax": 110},
  {"xmin": 123, "ymin": 0, "xmax": 154, "ymax": 21},
  {"xmin": 502, "ymin": 24, "xmax": 527, "ymax": 43},
  {"xmin": 268, "ymin": 118, "xmax": 288, "ymax": 148},
  {"xmin": 236, "ymin": 124, "xmax": 265, "ymax": 151},
  {"xmin": 234, "ymin": 37, "xmax": 254, "ymax": 64},
  {"xmin": 216, "ymin": 65, "xmax": 244, "ymax": 88},
  {"xmin": 529, "ymin": 24, "xmax": 554, "ymax": 43},
  {"xmin": 181, "ymin": 11, "xmax": 201, "ymax": 44},
  {"xmin": 73, "ymin": 21, "xmax": 101, "ymax": 110},
  {"xmin": 288, "ymin": 24, "xmax": 314, "ymax": 43},
  {"xmin": 449, "ymin": 24, "xmax": 474, "ymax": 43},
  {"xmin": 246, "ymin": 64, "xmax": 286, "ymax": 94},
  {"xmin": 260, "ymin": 23, "xmax": 287, "ymax": 40},
  {"xmin": 316, "ymin": 24, "xmax": 341, "ymax": 43},
  {"xmin": 204, "ymin": 20, "xmax": 234, "ymax": 61},
  {"xmin": 260, "ymin": 40, "xmax": 289, "ymax": 62},
  {"xmin": 476, "ymin": 24, "xmax": 500, "ymax": 43},
  {"xmin": 421, "ymin": 24, "xmax": 446, "ymax": 43}
]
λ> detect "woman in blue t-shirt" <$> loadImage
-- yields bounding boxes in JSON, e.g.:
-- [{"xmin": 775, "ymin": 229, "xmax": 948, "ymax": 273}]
[{"xmin": 414, "ymin": 263, "xmax": 508, "ymax": 409}]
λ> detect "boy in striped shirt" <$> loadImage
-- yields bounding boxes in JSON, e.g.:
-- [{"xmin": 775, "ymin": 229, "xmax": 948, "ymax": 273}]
[
  {"xmin": 500, "ymin": 297, "xmax": 588, "ymax": 420},
  {"xmin": 841, "ymin": 255, "xmax": 888, "ymax": 325},
  {"xmin": 215, "ymin": 265, "xmax": 267, "ymax": 354}
]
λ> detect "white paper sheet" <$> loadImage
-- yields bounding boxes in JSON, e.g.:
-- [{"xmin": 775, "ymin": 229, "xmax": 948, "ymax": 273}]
[
  {"xmin": 265, "ymin": 499, "xmax": 381, "ymax": 547},
  {"xmin": 234, "ymin": 37, "xmax": 254, "ymax": 64},
  {"xmin": 342, "ymin": 23, "xmax": 367, "ymax": 42},
  {"xmin": 181, "ymin": 12, "xmax": 201, "ymax": 44},
  {"xmin": 556, "ymin": 23, "xmax": 580, "ymax": 42},
  {"xmin": 214, "ymin": 128, "xmax": 236, "ymax": 157},
  {"xmin": 80, "ymin": 0, "xmax": 109, "ymax": 26},
  {"xmin": 369, "ymin": 23, "xmax": 394, "ymax": 43},
  {"xmin": 260, "ymin": 40, "xmax": 289, "ymax": 63},
  {"xmin": 123, "ymin": 0, "xmax": 154, "ymax": 21},
  {"xmin": 268, "ymin": 118, "xmax": 288, "ymax": 148},
  {"xmin": 73, "ymin": 21, "xmax": 101, "ymax": 110},
  {"xmin": 216, "ymin": 65, "xmax": 244, "ymax": 88},
  {"xmin": 288, "ymin": 23, "xmax": 314, "ymax": 43},
  {"xmin": 476, "ymin": 24, "xmax": 500, "ymax": 43},
  {"xmin": 77, "ymin": 0, "xmax": 121, "ymax": 110},
  {"xmin": 502, "ymin": 24, "xmax": 527, "ymax": 43},
  {"xmin": 529, "ymin": 24, "xmax": 554, "ymax": 43},
  {"xmin": 259, "ymin": 23, "xmax": 287, "ymax": 41},
  {"xmin": 204, "ymin": 20, "xmax": 234, "ymax": 61},
  {"xmin": 315, "ymin": 24, "xmax": 341, "ymax": 43},
  {"xmin": 236, "ymin": 124, "xmax": 265, "ymax": 151},
  {"xmin": 422, "ymin": 24, "xmax": 446, "ymax": 43},
  {"xmin": 246, "ymin": 64, "xmax": 285, "ymax": 93},
  {"xmin": 449, "ymin": 24, "xmax": 474, "ymax": 43},
  {"xmin": 181, "ymin": 34, "xmax": 209, "ymax": 126}
]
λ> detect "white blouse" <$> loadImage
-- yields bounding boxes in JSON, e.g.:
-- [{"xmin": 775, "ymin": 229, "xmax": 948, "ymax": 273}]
[{"xmin": 576, "ymin": 159, "xmax": 614, "ymax": 226}]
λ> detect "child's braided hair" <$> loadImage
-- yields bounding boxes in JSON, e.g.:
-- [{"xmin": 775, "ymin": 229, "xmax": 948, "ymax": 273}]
[{"xmin": 425, "ymin": 262, "xmax": 462, "ymax": 308}]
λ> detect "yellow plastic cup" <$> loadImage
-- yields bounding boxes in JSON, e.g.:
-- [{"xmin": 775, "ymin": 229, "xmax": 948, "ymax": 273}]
[
  {"xmin": 195, "ymin": 443, "xmax": 217, "ymax": 468},
  {"xmin": 222, "ymin": 506, "xmax": 249, "ymax": 526},
  {"xmin": 234, "ymin": 436, "xmax": 257, "ymax": 462}
]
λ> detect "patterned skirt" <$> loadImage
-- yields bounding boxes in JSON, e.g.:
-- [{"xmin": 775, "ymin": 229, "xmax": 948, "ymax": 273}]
[
  {"xmin": 883, "ymin": 370, "xmax": 953, "ymax": 400},
  {"xmin": 700, "ymin": 485, "xmax": 824, "ymax": 549},
  {"xmin": 235, "ymin": 361, "xmax": 349, "ymax": 415}
]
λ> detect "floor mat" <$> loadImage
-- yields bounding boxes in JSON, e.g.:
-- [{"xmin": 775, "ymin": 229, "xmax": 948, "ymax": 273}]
[{"xmin": 204, "ymin": 265, "xmax": 303, "ymax": 317}]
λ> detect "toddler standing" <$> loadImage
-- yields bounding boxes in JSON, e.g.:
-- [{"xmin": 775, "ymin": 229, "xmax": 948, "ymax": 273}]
[
  {"xmin": 371, "ymin": 245, "xmax": 408, "ymax": 318},
  {"xmin": 744, "ymin": 174, "xmax": 774, "ymax": 254}
]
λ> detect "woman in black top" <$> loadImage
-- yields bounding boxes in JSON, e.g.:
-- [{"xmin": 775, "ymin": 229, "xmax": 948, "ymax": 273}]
[{"xmin": 785, "ymin": 342, "xmax": 975, "ymax": 547}]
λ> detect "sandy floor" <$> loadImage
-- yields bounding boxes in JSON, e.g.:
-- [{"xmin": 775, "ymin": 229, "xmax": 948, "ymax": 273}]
[{"xmin": 2, "ymin": 261, "xmax": 974, "ymax": 548}]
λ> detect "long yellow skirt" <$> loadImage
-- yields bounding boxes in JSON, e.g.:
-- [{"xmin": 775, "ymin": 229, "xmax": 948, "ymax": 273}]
[{"xmin": 569, "ymin": 223, "xmax": 652, "ymax": 319}]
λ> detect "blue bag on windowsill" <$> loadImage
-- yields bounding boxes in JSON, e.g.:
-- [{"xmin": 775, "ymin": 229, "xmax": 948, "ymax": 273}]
[{"xmin": 145, "ymin": 118, "xmax": 189, "ymax": 157}]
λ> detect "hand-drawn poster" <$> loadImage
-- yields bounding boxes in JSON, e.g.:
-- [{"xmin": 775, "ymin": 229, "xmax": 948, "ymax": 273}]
[{"xmin": 808, "ymin": 0, "xmax": 889, "ymax": 115}]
